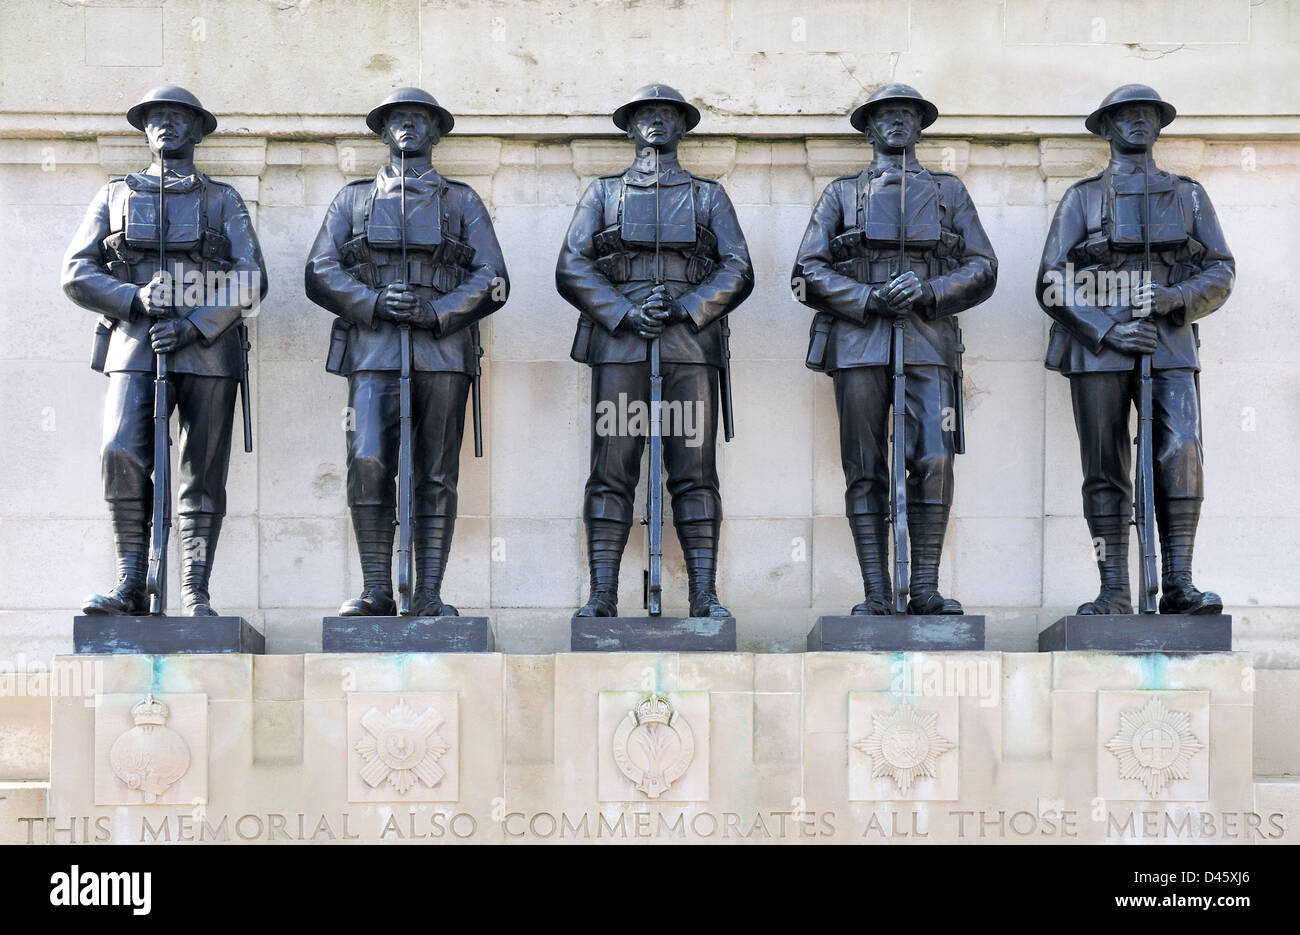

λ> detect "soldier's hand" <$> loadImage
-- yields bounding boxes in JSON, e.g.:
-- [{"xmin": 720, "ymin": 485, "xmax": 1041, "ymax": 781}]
[
  {"xmin": 883, "ymin": 271, "xmax": 924, "ymax": 311},
  {"xmin": 407, "ymin": 298, "xmax": 440, "ymax": 333},
  {"xmin": 150, "ymin": 319, "xmax": 200, "ymax": 354},
  {"xmin": 1132, "ymin": 281, "xmax": 1181, "ymax": 317},
  {"xmin": 375, "ymin": 283, "xmax": 419, "ymax": 322},
  {"xmin": 135, "ymin": 273, "xmax": 172, "ymax": 319},
  {"xmin": 629, "ymin": 304, "xmax": 668, "ymax": 339},
  {"xmin": 1103, "ymin": 319, "xmax": 1159, "ymax": 355},
  {"xmin": 647, "ymin": 284, "xmax": 690, "ymax": 324},
  {"xmin": 867, "ymin": 285, "xmax": 909, "ymax": 319}
]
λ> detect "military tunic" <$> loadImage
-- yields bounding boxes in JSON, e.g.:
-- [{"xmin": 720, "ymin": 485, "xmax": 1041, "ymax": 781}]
[
  {"xmin": 556, "ymin": 159, "xmax": 753, "ymax": 525},
  {"xmin": 62, "ymin": 169, "xmax": 266, "ymax": 515},
  {"xmin": 305, "ymin": 164, "xmax": 508, "ymax": 515},
  {"xmin": 792, "ymin": 157, "xmax": 997, "ymax": 514},
  {"xmin": 1036, "ymin": 162, "xmax": 1234, "ymax": 516}
]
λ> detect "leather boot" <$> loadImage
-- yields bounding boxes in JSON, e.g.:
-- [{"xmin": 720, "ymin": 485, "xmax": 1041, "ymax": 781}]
[
  {"xmin": 847, "ymin": 513, "xmax": 893, "ymax": 615},
  {"xmin": 411, "ymin": 514, "xmax": 459, "ymax": 617},
  {"xmin": 906, "ymin": 503, "xmax": 963, "ymax": 615},
  {"xmin": 179, "ymin": 513, "xmax": 222, "ymax": 616},
  {"xmin": 82, "ymin": 500, "xmax": 149, "ymax": 616},
  {"xmin": 678, "ymin": 519, "xmax": 730, "ymax": 618},
  {"xmin": 576, "ymin": 518, "xmax": 629, "ymax": 617},
  {"xmin": 1077, "ymin": 514, "xmax": 1133, "ymax": 614},
  {"xmin": 340, "ymin": 505, "xmax": 397, "ymax": 616},
  {"xmin": 1157, "ymin": 498, "xmax": 1222, "ymax": 615}
]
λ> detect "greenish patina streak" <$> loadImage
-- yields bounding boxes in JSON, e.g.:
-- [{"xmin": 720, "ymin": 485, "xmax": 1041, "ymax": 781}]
[
  {"xmin": 1138, "ymin": 652, "xmax": 1169, "ymax": 690},
  {"xmin": 150, "ymin": 654, "xmax": 164, "ymax": 692}
]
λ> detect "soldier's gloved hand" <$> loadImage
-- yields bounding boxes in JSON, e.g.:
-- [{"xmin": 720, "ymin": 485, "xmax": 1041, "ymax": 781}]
[
  {"xmin": 407, "ymin": 298, "xmax": 440, "ymax": 333},
  {"xmin": 1132, "ymin": 281, "xmax": 1181, "ymax": 317},
  {"xmin": 135, "ymin": 273, "xmax": 173, "ymax": 319},
  {"xmin": 375, "ymin": 283, "xmax": 419, "ymax": 323},
  {"xmin": 1103, "ymin": 319, "xmax": 1159, "ymax": 355},
  {"xmin": 866, "ymin": 284, "xmax": 909, "ymax": 319},
  {"xmin": 149, "ymin": 318, "xmax": 200, "ymax": 354},
  {"xmin": 628, "ymin": 303, "xmax": 669, "ymax": 339},
  {"xmin": 882, "ymin": 271, "xmax": 924, "ymax": 312},
  {"xmin": 646, "ymin": 284, "xmax": 690, "ymax": 325}
]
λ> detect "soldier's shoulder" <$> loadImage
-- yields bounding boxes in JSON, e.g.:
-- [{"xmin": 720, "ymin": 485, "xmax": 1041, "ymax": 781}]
[
  {"xmin": 1060, "ymin": 173, "xmax": 1103, "ymax": 197},
  {"xmin": 816, "ymin": 173, "xmax": 861, "ymax": 198},
  {"xmin": 927, "ymin": 170, "xmax": 970, "ymax": 192},
  {"xmin": 196, "ymin": 173, "xmax": 239, "ymax": 194},
  {"xmin": 687, "ymin": 172, "xmax": 723, "ymax": 186}
]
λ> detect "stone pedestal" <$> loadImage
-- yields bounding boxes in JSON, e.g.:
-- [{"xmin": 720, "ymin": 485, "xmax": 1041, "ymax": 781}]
[
  {"xmin": 809, "ymin": 615, "xmax": 986, "ymax": 652},
  {"xmin": 570, "ymin": 616, "xmax": 737, "ymax": 652},
  {"xmin": 1039, "ymin": 615, "xmax": 1232, "ymax": 652},
  {"xmin": 73, "ymin": 616, "xmax": 264, "ymax": 655},
  {"xmin": 321, "ymin": 616, "xmax": 495, "ymax": 653},
  {"xmin": 43, "ymin": 649, "xmax": 1271, "ymax": 844}
]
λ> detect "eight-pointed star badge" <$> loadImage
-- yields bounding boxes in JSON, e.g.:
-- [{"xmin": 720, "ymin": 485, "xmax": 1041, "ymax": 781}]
[{"xmin": 853, "ymin": 700, "xmax": 957, "ymax": 795}]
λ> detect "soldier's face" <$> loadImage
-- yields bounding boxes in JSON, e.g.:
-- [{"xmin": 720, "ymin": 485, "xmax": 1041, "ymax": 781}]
[
  {"xmin": 867, "ymin": 102, "xmax": 923, "ymax": 152},
  {"xmin": 1103, "ymin": 103, "xmax": 1162, "ymax": 151},
  {"xmin": 143, "ymin": 105, "xmax": 201, "ymax": 158},
  {"xmin": 382, "ymin": 106, "xmax": 440, "ymax": 155},
  {"xmin": 629, "ymin": 103, "xmax": 685, "ymax": 151}
]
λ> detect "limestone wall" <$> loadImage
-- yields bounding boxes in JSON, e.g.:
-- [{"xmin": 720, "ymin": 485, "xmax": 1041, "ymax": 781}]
[{"xmin": 0, "ymin": 0, "xmax": 1297, "ymax": 660}]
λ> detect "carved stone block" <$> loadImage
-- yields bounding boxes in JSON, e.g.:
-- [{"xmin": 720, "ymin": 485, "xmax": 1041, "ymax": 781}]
[
  {"xmin": 597, "ymin": 691, "xmax": 709, "ymax": 802},
  {"xmin": 848, "ymin": 693, "xmax": 959, "ymax": 802},
  {"xmin": 94, "ymin": 693, "xmax": 207, "ymax": 806},
  {"xmin": 346, "ymin": 691, "xmax": 459, "ymax": 803},
  {"xmin": 1096, "ymin": 690, "xmax": 1210, "ymax": 802}
]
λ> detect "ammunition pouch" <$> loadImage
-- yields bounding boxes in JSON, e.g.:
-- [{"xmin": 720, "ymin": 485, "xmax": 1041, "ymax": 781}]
[
  {"xmin": 830, "ymin": 225, "xmax": 958, "ymax": 284},
  {"xmin": 592, "ymin": 223, "xmax": 717, "ymax": 285},
  {"xmin": 570, "ymin": 315, "xmax": 594, "ymax": 364},
  {"xmin": 805, "ymin": 312, "xmax": 832, "ymax": 372},
  {"xmin": 342, "ymin": 233, "xmax": 474, "ymax": 294},
  {"xmin": 91, "ymin": 317, "xmax": 114, "ymax": 374},
  {"xmin": 326, "ymin": 318, "xmax": 352, "ymax": 375}
]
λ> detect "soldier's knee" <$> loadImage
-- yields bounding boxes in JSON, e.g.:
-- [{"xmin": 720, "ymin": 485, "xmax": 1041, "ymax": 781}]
[
  {"xmin": 910, "ymin": 451, "xmax": 953, "ymax": 484},
  {"xmin": 102, "ymin": 436, "xmax": 147, "ymax": 481},
  {"xmin": 348, "ymin": 453, "xmax": 393, "ymax": 504}
]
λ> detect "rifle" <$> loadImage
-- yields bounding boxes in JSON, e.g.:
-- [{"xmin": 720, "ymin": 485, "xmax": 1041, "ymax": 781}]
[
  {"xmin": 890, "ymin": 162, "xmax": 910, "ymax": 615},
  {"xmin": 395, "ymin": 151, "xmax": 414, "ymax": 615},
  {"xmin": 470, "ymin": 320, "xmax": 483, "ymax": 457},
  {"xmin": 146, "ymin": 153, "xmax": 173, "ymax": 616},
  {"xmin": 1134, "ymin": 151, "xmax": 1159, "ymax": 614},
  {"xmin": 238, "ymin": 322, "xmax": 252, "ymax": 452},
  {"xmin": 720, "ymin": 318, "xmax": 734, "ymax": 442},
  {"xmin": 643, "ymin": 145, "xmax": 664, "ymax": 617}
]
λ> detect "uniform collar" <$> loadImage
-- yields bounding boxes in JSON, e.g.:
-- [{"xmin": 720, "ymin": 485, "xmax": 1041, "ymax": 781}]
[
  {"xmin": 126, "ymin": 167, "xmax": 202, "ymax": 192},
  {"xmin": 1106, "ymin": 153, "xmax": 1162, "ymax": 176},
  {"xmin": 624, "ymin": 149, "xmax": 691, "ymax": 186},
  {"xmin": 379, "ymin": 162, "xmax": 443, "ymax": 184},
  {"xmin": 867, "ymin": 152, "xmax": 924, "ymax": 176}
]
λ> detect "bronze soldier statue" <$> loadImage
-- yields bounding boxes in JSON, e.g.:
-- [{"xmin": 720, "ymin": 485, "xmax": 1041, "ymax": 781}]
[
  {"xmin": 793, "ymin": 84, "xmax": 997, "ymax": 616},
  {"xmin": 306, "ymin": 88, "xmax": 508, "ymax": 617},
  {"xmin": 557, "ymin": 84, "xmax": 753, "ymax": 618},
  {"xmin": 63, "ymin": 85, "xmax": 266, "ymax": 617},
  {"xmin": 1037, "ymin": 85, "xmax": 1234, "ymax": 616}
]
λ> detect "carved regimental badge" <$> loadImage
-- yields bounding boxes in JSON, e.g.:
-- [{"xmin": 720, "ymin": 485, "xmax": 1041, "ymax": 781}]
[
  {"xmin": 611, "ymin": 693, "xmax": 695, "ymax": 799},
  {"xmin": 108, "ymin": 694, "xmax": 192, "ymax": 803},
  {"xmin": 853, "ymin": 700, "xmax": 956, "ymax": 796},
  {"xmin": 1105, "ymin": 697, "xmax": 1205, "ymax": 797},
  {"xmin": 354, "ymin": 698, "xmax": 451, "ymax": 795}
]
